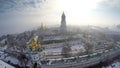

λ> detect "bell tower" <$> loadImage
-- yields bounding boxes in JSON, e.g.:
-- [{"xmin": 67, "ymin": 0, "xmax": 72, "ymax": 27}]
[{"xmin": 60, "ymin": 12, "xmax": 67, "ymax": 33}]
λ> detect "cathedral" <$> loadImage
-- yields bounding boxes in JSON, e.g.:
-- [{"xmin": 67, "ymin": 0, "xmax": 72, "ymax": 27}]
[{"xmin": 60, "ymin": 12, "xmax": 67, "ymax": 33}]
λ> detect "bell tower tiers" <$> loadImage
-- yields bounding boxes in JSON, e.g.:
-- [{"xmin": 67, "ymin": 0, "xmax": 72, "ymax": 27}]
[{"xmin": 60, "ymin": 12, "xmax": 67, "ymax": 33}]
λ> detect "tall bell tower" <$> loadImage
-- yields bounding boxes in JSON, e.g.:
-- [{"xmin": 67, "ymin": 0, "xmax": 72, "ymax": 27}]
[{"xmin": 60, "ymin": 12, "xmax": 67, "ymax": 33}]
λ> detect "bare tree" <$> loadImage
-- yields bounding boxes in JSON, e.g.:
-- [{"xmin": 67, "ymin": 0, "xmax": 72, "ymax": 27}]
[
  {"xmin": 84, "ymin": 42, "xmax": 93, "ymax": 55},
  {"xmin": 61, "ymin": 42, "xmax": 72, "ymax": 58},
  {"xmin": 17, "ymin": 52, "xmax": 29, "ymax": 68}
]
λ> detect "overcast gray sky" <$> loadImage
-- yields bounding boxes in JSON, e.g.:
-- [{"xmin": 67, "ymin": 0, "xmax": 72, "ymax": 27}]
[{"xmin": 0, "ymin": 0, "xmax": 120, "ymax": 36}]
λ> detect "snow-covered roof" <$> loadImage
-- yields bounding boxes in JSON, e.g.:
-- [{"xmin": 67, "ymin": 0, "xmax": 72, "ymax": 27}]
[{"xmin": 0, "ymin": 60, "xmax": 14, "ymax": 68}]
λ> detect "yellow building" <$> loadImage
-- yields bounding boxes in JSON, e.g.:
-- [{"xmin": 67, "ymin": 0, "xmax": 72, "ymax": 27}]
[{"xmin": 29, "ymin": 38, "xmax": 41, "ymax": 51}]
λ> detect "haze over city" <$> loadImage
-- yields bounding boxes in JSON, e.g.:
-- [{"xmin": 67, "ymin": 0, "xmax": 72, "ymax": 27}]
[
  {"xmin": 0, "ymin": 0, "xmax": 120, "ymax": 35},
  {"xmin": 0, "ymin": 0, "xmax": 120, "ymax": 68}
]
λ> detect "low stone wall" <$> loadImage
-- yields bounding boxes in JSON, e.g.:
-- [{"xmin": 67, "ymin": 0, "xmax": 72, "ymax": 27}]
[{"xmin": 41, "ymin": 48, "xmax": 120, "ymax": 68}]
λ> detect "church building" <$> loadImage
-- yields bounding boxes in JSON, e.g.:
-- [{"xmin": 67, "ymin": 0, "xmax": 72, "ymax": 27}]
[{"xmin": 60, "ymin": 12, "xmax": 67, "ymax": 33}]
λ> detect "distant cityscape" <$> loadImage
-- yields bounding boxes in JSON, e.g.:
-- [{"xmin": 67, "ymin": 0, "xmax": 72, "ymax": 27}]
[{"xmin": 0, "ymin": 12, "xmax": 120, "ymax": 68}]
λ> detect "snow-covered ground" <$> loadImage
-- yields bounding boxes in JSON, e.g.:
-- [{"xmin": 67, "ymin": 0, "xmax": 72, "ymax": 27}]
[
  {"xmin": 44, "ymin": 41, "xmax": 85, "ymax": 56},
  {"xmin": 0, "ymin": 60, "xmax": 14, "ymax": 68},
  {"xmin": 43, "ymin": 40, "xmax": 83, "ymax": 48},
  {"xmin": 105, "ymin": 62, "xmax": 120, "ymax": 68},
  {"xmin": 5, "ymin": 56, "xmax": 19, "ymax": 65},
  {"xmin": 0, "ymin": 50, "xmax": 20, "ymax": 66}
]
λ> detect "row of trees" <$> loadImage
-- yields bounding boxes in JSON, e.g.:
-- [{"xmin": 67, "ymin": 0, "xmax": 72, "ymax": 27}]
[{"xmin": 61, "ymin": 40, "xmax": 93, "ymax": 58}]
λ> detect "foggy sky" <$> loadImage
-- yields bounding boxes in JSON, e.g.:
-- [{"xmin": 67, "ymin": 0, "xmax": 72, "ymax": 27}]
[{"xmin": 0, "ymin": 0, "xmax": 120, "ymax": 36}]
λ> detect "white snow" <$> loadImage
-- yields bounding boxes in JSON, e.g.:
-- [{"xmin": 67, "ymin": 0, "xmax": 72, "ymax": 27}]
[
  {"xmin": 0, "ymin": 38, "xmax": 7, "ymax": 44},
  {"xmin": 45, "ymin": 48, "xmax": 62, "ymax": 55},
  {"xmin": 34, "ymin": 36, "xmax": 38, "ymax": 41},
  {"xmin": 71, "ymin": 45, "xmax": 85, "ymax": 53},
  {"xmin": 44, "ymin": 41, "xmax": 85, "ymax": 55},
  {"xmin": 2, "ymin": 45, "xmax": 7, "ymax": 50},
  {"xmin": 0, "ymin": 50, "xmax": 20, "ymax": 66},
  {"xmin": 0, "ymin": 60, "xmax": 14, "ymax": 68},
  {"xmin": 106, "ymin": 62, "xmax": 120, "ymax": 68},
  {"xmin": 5, "ymin": 57, "xmax": 19, "ymax": 65}
]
